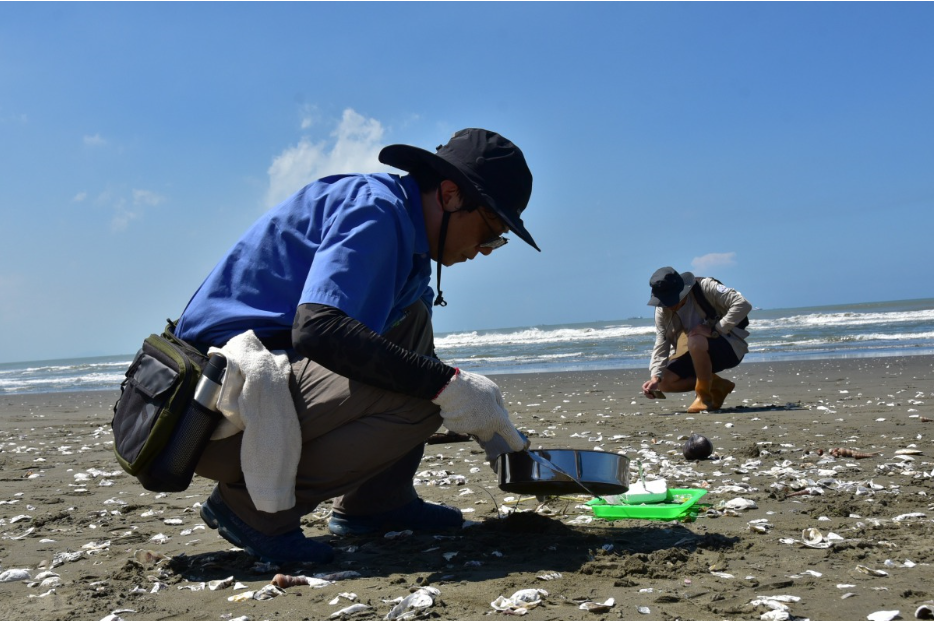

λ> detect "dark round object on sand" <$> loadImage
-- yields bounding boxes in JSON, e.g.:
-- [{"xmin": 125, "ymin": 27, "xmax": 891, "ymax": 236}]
[{"xmin": 683, "ymin": 433, "xmax": 713, "ymax": 460}]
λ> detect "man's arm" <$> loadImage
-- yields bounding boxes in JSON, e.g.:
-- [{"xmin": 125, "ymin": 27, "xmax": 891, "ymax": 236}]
[
  {"xmin": 648, "ymin": 308, "xmax": 672, "ymax": 379},
  {"xmin": 292, "ymin": 303, "xmax": 455, "ymax": 400},
  {"xmin": 701, "ymin": 279, "xmax": 752, "ymax": 335}
]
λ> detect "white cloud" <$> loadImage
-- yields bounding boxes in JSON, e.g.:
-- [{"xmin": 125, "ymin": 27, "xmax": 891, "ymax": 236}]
[
  {"xmin": 110, "ymin": 198, "xmax": 139, "ymax": 232},
  {"xmin": 132, "ymin": 189, "xmax": 166, "ymax": 207},
  {"xmin": 106, "ymin": 189, "xmax": 166, "ymax": 231},
  {"xmin": 73, "ymin": 191, "xmax": 87, "ymax": 202},
  {"xmin": 300, "ymin": 103, "xmax": 319, "ymax": 130},
  {"xmin": 692, "ymin": 252, "xmax": 737, "ymax": 271},
  {"xmin": 84, "ymin": 133, "xmax": 106, "ymax": 146},
  {"xmin": 265, "ymin": 108, "xmax": 393, "ymax": 208}
]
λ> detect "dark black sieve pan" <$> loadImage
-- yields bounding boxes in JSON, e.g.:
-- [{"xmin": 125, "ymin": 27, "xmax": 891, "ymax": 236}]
[{"xmin": 497, "ymin": 449, "xmax": 630, "ymax": 497}]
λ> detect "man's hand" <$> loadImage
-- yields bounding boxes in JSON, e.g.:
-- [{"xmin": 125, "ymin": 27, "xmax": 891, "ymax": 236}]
[
  {"xmin": 642, "ymin": 377, "xmax": 663, "ymax": 398},
  {"xmin": 432, "ymin": 370, "xmax": 529, "ymax": 461}
]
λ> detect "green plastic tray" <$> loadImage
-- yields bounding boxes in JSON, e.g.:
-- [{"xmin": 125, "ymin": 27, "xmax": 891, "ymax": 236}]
[{"xmin": 588, "ymin": 488, "xmax": 707, "ymax": 521}]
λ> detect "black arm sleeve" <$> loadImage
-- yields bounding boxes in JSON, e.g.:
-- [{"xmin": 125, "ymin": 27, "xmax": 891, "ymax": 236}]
[{"xmin": 292, "ymin": 303, "xmax": 456, "ymax": 400}]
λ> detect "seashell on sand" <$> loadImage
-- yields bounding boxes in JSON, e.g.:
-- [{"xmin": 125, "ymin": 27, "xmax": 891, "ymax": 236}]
[
  {"xmin": 385, "ymin": 586, "xmax": 439, "ymax": 620},
  {"xmin": 0, "ymin": 569, "xmax": 31, "ymax": 583},
  {"xmin": 578, "ymin": 597, "xmax": 615, "ymax": 612},
  {"xmin": 856, "ymin": 565, "xmax": 888, "ymax": 577},
  {"xmin": 329, "ymin": 603, "xmax": 371, "ymax": 618},
  {"xmin": 491, "ymin": 588, "xmax": 548, "ymax": 612}
]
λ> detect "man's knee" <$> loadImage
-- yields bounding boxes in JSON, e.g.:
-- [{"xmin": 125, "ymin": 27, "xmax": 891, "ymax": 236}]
[{"xmin": 687, "ymin": 334, "xmax": 709, "ymax": 355}]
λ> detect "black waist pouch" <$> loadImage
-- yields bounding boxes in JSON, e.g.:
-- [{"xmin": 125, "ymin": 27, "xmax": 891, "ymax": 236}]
[{"xmin": 112, "ymin": 321, "xmax": 221, "ymax": 492}]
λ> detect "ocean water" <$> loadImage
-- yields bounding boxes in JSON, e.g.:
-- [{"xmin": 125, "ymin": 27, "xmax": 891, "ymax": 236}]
[{"xmin": 1, "ymin": 298, "xmax": 932, "ymax": 395}]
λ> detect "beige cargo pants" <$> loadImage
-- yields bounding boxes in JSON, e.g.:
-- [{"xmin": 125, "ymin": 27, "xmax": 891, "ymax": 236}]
[{"xmin": 195, "ymin": 301, "xmax": 443, "ymax": 536}]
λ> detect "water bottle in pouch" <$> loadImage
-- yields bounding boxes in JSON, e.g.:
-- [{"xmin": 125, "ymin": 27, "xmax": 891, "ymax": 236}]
[{"xmin": 142, "ymin": 353, "xmax": 227, "ymax": 492}]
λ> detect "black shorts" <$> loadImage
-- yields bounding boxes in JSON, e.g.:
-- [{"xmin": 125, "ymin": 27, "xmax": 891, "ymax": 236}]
[{"xmin": 666, "ymin": 335, "xmax": 742, "ymax": 379}]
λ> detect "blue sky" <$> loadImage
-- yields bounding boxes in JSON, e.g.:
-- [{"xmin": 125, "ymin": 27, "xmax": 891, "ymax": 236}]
[{"xmin": 0, "ymin": 2, "xmax": 932, "ymax": 363}]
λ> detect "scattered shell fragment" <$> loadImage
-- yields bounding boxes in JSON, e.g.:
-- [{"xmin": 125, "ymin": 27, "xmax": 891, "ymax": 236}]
[
  {"xmin": 208, "ymin": 576, "xmax": 235, "ymax": 590},
  {"xmin": 50, "ymin": 550, "xmax": 83, "ymax": 568},
  {"xmin": 491, "ymin": 588, "xmax": 548, "ymax": 613},
  {"xmin": 385, "ymin": 586, "xmax": 439, "ymax": 620},
  {"xmin": 536, "ymin": 572, "xmax": 562, "ymax": 581},
  {"xmin": 38, "ymin": 576, "xmax": 62, "ymax": 589},
  {"xmin": 800, "ymin": 528, "xmax": 833, "ymax": 549},
  {"xmin": 867, "ymin": 612, "xmax": 901, "ymax": 621},
  {"xmin": 328, "ymin": 592, "xmax": 358, "ymax": 605},
  {"xmin": 133, "ymin": 550, "xmax": 167, "ymax": 565},
  {"xmin": 177, "ymin": 582, "xmax": 206, "ymax": 591},
  {"xmin": 228, "ymin": 584, "xmax": 286, "ymax": 601},
  {"xmin": 579, "ymin": 597, "xmax": 615, "ymax": 612},
  {"xmin": 254, "ymin": 584, "xmax": 286, "ymax": 600},
  {"xmin": 329, "ymin": 603, "xmax": 371, "ymax": 618},
  {"xmin": 0, "ymin": 569, "xmax": 31, "ymax": 583},
  {"xmin": 856, "ymin": 565, "xmax": 889, "ymax": 577},
  {"xmin": 915, "ymin": 603, "xmax": 934, "ymax": 619}
]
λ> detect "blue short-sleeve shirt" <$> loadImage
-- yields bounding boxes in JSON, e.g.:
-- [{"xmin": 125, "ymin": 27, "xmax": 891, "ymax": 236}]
[{"xmin": 175, "ymin": 173, "xmax": 433, "ymax": 346}]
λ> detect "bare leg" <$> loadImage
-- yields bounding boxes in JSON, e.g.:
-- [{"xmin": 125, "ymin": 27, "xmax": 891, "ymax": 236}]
[
  {"xmin": 655, "ymin": 368, "xmax": 696, "ymax": 393},
  {"xmin": 687, "ymin": 334, "xmax": 713, "ymax": 383}
]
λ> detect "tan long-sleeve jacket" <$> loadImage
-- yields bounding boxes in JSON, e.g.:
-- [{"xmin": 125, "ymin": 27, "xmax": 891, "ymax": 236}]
[{"xmin": 649, "ymin": 277, "xmax": 752, "ymax": 378}]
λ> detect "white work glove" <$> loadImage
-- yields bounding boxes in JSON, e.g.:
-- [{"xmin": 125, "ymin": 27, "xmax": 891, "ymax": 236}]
[{"xmin": 432, "ymin": 369, "xmax": 529, "ymax": 463}]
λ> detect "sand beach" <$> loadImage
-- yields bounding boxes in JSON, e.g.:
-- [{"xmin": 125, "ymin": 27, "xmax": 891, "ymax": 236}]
[{"xmin": 0, "ymin": 355, "xmax": 932, "ymax": 621}]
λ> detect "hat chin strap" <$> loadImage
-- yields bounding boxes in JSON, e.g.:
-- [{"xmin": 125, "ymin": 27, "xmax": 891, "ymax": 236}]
[{"xmin": 433, "ymin": 209, "xmax": 451, "ymax": 307}]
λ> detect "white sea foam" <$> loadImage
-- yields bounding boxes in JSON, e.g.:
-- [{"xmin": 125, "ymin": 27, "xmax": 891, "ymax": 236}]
[
  {"xmin": 0, "ymin": 372, "xmax": 126, "ymax": 392},
  {"xmin": 435, "ymin": 325, "xmax": 652, "ymax": 349},
  {"xmin": 436, "ymin": 309, "xmax": 933, "ymax": 352},
  {"xmin": 2, "ymin": 301, "xmax": 931, "ymax": 393},
  {"xmin": 755, "ymin": 309, "xmax": 933, "ymax": 330}
]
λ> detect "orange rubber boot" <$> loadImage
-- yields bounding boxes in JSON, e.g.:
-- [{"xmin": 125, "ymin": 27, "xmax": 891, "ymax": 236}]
[
  {"xmin": 687, "ymin": 379, "xmax": 716, "ymax": 413},
  {"xmin": 710, "ymin": 375, "xmax": 736, "ymax": 410}
]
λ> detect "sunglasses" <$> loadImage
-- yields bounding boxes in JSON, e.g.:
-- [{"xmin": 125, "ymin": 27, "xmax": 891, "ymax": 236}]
[
  {"xmin": 480, "ymin": 236, "xmax": 509, "ymax": 250},
  {"xmin": 478, "ymin": 209, "xmax": 509, "ymax": 250}
]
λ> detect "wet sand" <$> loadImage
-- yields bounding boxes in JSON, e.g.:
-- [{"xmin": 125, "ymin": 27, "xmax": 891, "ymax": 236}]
[{"xmin": 0, "ymin": 355, "xmax": 932, "ymax": 621}]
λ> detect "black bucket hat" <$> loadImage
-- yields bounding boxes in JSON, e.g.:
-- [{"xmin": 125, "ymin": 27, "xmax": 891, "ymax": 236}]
[
  {"xmin": 648, "ymin": 267, "xmax": 695, "ymax": 307},
  {"xmin": 379, "ymin": 128, "xmax": 539, "ymax": 251}
]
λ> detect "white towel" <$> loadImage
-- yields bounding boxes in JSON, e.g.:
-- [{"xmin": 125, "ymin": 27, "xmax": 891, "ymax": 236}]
[{"xmin": 208, "ymin": 330, "xmax": 301, "ymax": 513}]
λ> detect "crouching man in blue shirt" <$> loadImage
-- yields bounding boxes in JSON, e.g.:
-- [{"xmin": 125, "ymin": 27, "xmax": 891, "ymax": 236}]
[{"xmin": 174, "ymin": 129, "xmax": 539, "ymax": 564}]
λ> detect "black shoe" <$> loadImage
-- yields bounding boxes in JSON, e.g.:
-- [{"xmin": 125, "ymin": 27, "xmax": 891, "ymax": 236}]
[
  {"xmin": 328, "ymin": 498, "xmax": 464, "ymax": 536},
  {"xmin": 200, "ymin": 488, "xmax": 333, "ymax": 564}
]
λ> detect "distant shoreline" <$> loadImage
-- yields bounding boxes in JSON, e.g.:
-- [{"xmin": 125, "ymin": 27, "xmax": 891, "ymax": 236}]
[{"xmin": 2, "ymin": 352, "xmax": 932, "ymax": 399}]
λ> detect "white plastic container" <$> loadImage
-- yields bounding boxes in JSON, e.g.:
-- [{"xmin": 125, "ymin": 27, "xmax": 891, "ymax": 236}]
[{"xmin": 622, "ymin": 479, "xmax": 668, "ymax": 504}]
